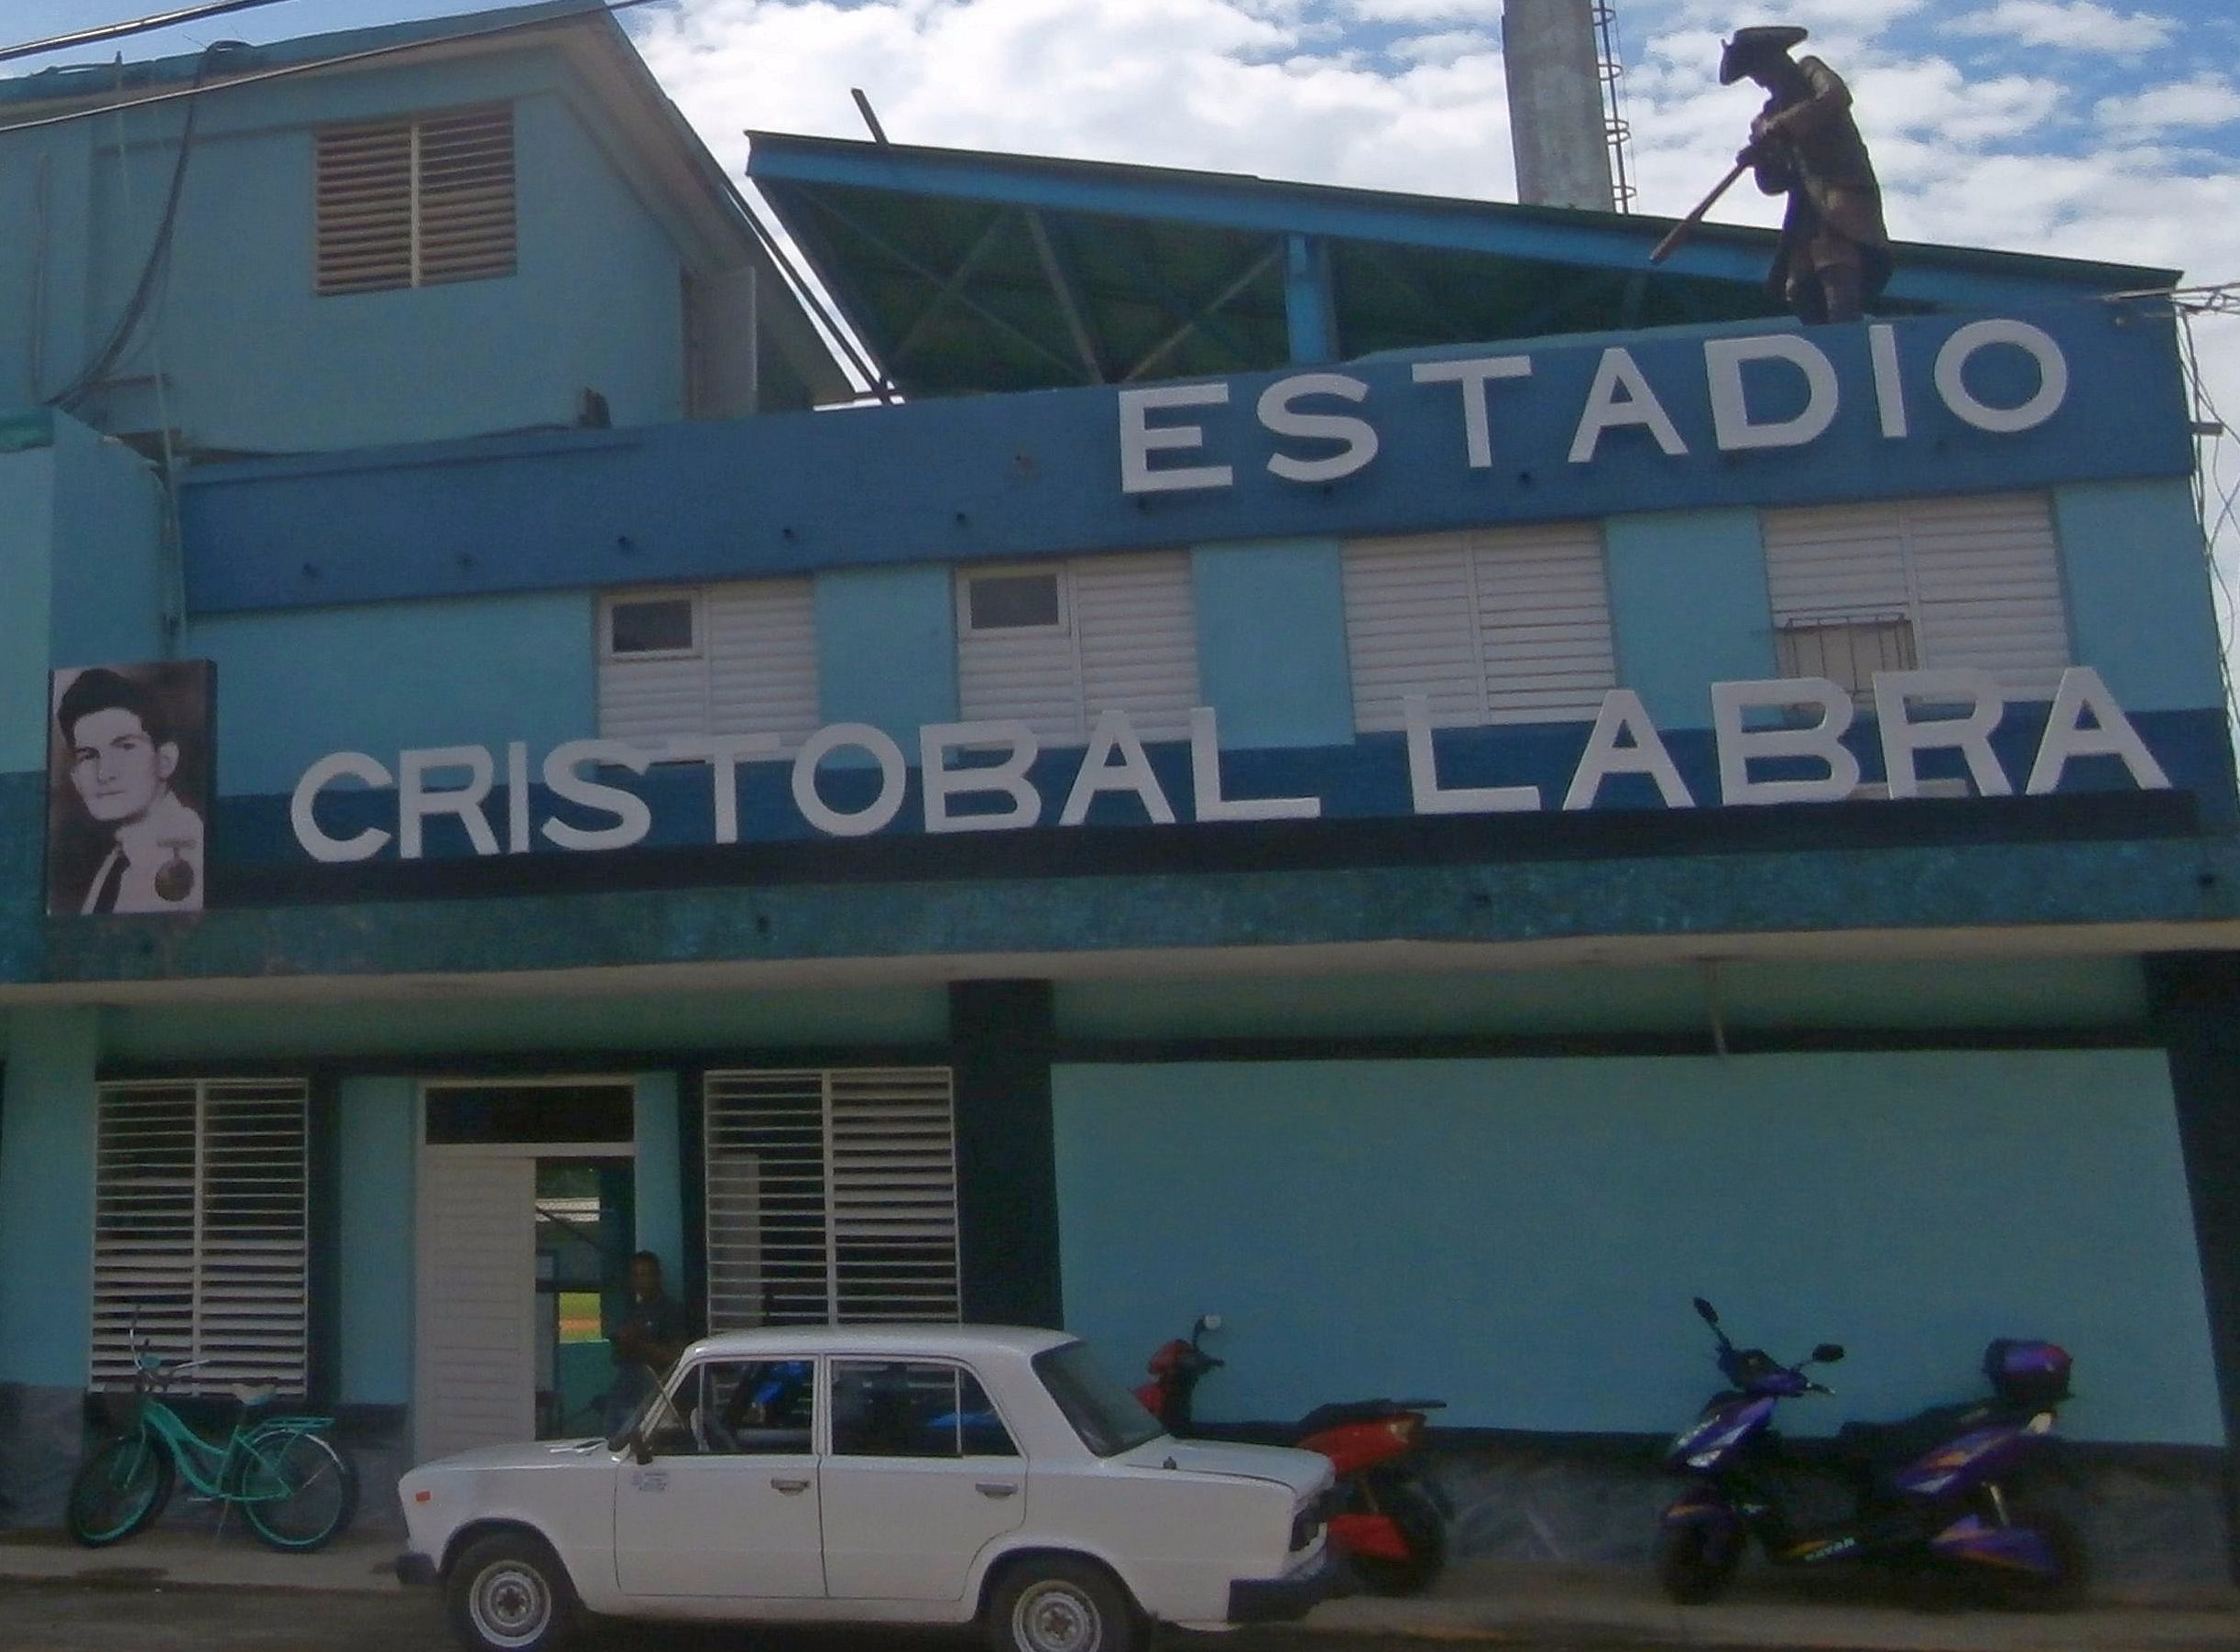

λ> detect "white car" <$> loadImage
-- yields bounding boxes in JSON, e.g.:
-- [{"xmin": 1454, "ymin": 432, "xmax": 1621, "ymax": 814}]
[{"xmin": 398, "ymin": 1324, "xmax": 1340, "ymax": 1652}]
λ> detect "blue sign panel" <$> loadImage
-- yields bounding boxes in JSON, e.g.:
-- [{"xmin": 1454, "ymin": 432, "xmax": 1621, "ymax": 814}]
[{"xmin": 180, "ymin": 301, "xmax": 2192, "ymax": 615}]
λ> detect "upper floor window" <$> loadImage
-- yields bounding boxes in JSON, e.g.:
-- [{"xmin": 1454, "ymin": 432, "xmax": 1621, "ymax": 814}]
[
  {"xmin": 956, "ymin": 554, "xmax": 1198, "ymax": 745},
  {"xmin": 1343, "ymin": 521, "xmax": 1617, "ymax": 731},
  {"xmin": 1762, "ymin": 494, "xmax": 2071, "ymax": 705},
  {"xmin": 315, "ymin": 104, "xmax": 517, "ymax": 296},
  {"xmin": 597, "ymin": 581, "xmax": 820, "ymax": 750}
]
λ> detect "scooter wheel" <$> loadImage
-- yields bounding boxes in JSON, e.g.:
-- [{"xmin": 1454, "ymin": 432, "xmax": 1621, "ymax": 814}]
[
  {"xmin": 1656, "ymin": 1521, "xmax": 1741, "ymax": 1604},
  {"xmin": 1984, "ymin": 1509, "xmax": 2089, "ymax": 1613},
  {"xmin": 1346, "ymin": 1476, "xmax": 1448, "ymax": 1597}
]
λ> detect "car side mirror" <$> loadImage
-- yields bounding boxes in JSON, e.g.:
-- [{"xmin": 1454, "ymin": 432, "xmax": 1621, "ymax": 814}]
[
  {"xmin": 629, "ymin": 1428, "xmax": 652, "ymax": 1466},
  {"xmin": 1812, "ymin": 1343, "xmax": 1845, "ymax": 1364}
]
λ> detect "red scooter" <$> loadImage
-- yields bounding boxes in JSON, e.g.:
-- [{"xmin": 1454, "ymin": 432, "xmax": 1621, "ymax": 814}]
[{"xmin": 1136, "ymin": 1315, "xmax": 1449, "ymax": 1595}]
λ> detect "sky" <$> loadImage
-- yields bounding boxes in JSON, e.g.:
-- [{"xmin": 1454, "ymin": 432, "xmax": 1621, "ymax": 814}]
[{"xmin": 8, "ymin": 0, "xmax": 2240, "ymax": 659}]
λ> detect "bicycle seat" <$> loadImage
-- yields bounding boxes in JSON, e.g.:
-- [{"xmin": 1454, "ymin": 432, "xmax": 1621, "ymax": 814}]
[{"xmin": 233, "ymin": 1384, "xmax": 277, "ymax": 1408}]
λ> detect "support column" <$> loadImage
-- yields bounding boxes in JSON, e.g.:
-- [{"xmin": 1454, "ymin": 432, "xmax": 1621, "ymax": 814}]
[
  {"xmin": 2147, "ymin": 952, "xmax": 2240, "ymax": 1581},
  {"xmin": 950, "ymin": 980, "xmax": 1061, "ymax": 1328},
  {"xmin": 0, "ymin": 1008, "xmax": 99, "ymax": 1527}
]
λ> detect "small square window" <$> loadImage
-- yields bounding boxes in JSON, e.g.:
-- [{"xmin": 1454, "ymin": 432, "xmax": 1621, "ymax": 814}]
[
  {"xmin": 831, "ymin": 1360, "xmax": 1018, "ymax": 1459},
  {"xmin": 965, "ymin": 572, "xmax": 1065, "ymax": 634},
  {"xmin": 609, "ymin": 596, "xmax": 697, "ymax": 657}
]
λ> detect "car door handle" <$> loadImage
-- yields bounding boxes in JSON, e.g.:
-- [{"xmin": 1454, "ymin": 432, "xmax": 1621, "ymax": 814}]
[
  {"xmin": 770, "ymin": 1477, "xmax": 810, "ymax": 1494},
  {"xmin": 976, "ymin": 1482, "xmax": 1019, "ymax": 1499}
]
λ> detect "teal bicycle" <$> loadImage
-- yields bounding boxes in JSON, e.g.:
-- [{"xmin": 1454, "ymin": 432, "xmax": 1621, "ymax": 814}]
[{"xmin": 67, "ymin": 1341, "xmax": 358, "ymax": 1553}]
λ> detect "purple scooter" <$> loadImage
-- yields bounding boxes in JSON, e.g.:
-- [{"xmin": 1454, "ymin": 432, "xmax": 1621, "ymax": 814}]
[{"xmin": 1656, "ymin": 1297, "xmax": 2085, "ymax": 1608}]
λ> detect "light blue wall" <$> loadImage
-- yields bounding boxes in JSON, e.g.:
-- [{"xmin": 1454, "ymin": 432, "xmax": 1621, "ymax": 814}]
[
  {"xmin": 49, "ymin": 414, "xmax": 167, "ymax": 668},
  {"xmin": 0, "ymin": 1010, "xmax": 100, "ymax": 1387},
  {"xmin": 813, "ymin": 564, "xmax": 958, "ymax": 746},
  {"xmin": 1054, "ymin": 957, "xmax": 2148, "ymax": 1041},
  {"xmin": 1192, "ymin": 540, "xmax": 1354, "ymax": 747},
  {"xmin": 2054, "ymin": 478, "xmax": 2227, "ymax": 714},
  {"xmin": 1604, "ymin": 509, "xmax": 1777, "ymax": 727},
  {"xmin": 99, "ymin": 986, "xmax": 950, "ymax": 1061},
  {"xmin": 634, "ymin": 1071, "xmax": 683, "ymax": 1285},
  {"xmin": 185, "ymin": 592, "xmax": 596, "ymax": 794},
  {"xmin": 337, "ymin": 1076, "xmax": 415, "ymax": 1406},
  {"xmin": 15, "ymin": 52, "xmax": 693, "ymax": 453},
  {"xmin": 0, "ymin": 440, "xmax": 57, "ymax": 772},
  {"xmin": 1053, "ymin": 1048, "xmax": 2221, "ymax": 1445}
]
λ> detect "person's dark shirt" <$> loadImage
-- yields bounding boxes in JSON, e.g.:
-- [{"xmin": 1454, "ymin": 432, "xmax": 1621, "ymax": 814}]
[{"xmin": 610, "ymin": 1291, "xmax": 695, "ymax": 1368}]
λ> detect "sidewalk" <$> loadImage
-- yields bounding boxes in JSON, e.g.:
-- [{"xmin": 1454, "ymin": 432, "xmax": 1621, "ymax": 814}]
[{"xmin": 3, "ymin": 1527, "xmax": 2237, "ymax": 1650}]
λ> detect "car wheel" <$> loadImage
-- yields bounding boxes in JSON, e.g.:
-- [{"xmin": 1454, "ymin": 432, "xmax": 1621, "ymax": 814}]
[
  {"xmin": 446, "ymin": 1532, "xmax": 579, "ymax": 1652},
  {"xmin": 989, "ymin": 1556, "xmax": 1141, "ymax": 1652}
]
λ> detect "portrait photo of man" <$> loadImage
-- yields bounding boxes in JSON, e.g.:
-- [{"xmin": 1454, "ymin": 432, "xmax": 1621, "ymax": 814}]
[{"xmin": 46, "ymin": 662, "xmax": 214, "ymax": 916}]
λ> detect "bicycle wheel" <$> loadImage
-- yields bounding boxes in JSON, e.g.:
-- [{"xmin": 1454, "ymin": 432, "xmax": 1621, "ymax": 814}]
[
  {"xmin": 67, "ymin": 1434, "xmax": 174, "ymax": 1548},
  {"xmin": 239, "ymin": 1431, "xmax": 358, "ymax": 1553}
]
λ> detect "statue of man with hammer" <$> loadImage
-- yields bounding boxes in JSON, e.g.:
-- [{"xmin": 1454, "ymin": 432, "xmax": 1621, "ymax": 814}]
[{"xmin": 1722, "ymin": 24, "xmax": 1890, "ymax": 323}]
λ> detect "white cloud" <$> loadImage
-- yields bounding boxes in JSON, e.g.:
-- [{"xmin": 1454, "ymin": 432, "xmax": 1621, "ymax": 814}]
[
  {"xmin": 1948, "ymin": 1, "xmax": 2176, "ymax": 52},
  {"xmin": 2096, "ymin": 73, "xmax": 2240, "ymax": 137}
]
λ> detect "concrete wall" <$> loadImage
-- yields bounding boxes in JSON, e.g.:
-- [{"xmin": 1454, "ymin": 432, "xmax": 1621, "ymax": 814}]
[
  {"xmin": 1052, "ymin": 1046, "xmax": 2222, "ymax": 1445},
  {"xmin": 0, "ymin": 51, "xmax": 695, "ymax": 454}
]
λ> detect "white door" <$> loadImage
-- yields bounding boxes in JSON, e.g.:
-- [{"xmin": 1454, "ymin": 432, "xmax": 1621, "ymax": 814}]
[
  {"xmin": 612, "ymin": 1357, "xmax": 826, "ymax": 1598},
  {"xmin": 818, "ymin": 1358, "xmax": 1027, "ymax": 1601},
  {"xmin": 414, "ymin": 1155, "xmax": 536, "ymax": 1463}
]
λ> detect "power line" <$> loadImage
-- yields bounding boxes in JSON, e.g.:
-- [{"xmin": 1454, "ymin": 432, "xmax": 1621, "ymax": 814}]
[
  {"xmin": 1, "ymin": 0, "xmax": 300, "ymax": 67},
  {"xmin": 0, "ymin": 0, "xmax": 666, "ymax": 136}
]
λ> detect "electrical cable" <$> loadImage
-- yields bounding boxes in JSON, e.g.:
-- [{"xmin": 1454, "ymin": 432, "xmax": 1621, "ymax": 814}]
[
  {"xmin": 48, "ymin": 46, "xmax": 219, "ymax": 411},
  {"xmin": 0, "ymin": 0, "xmax": 298, "ymax": 66},
  {"xmin": 0, "ymin": 0, "xmax": 670, "ymax": 137},
  {"xmin": 0, "ymin": 0, "xmax": 898, "ymax": 401}
]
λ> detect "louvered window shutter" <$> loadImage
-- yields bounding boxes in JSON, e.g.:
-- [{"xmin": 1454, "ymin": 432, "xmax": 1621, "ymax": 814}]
[
  {"xmin": 703, "ymin": 1068, "xmax": 960, "ymax": 1331},
  {"xmin": 317, "ymin": 105, "xmax": 515, "ymax": 296},
  {"xmin": 956, "ymin": 554, "xmax": 1199, "ymax": 746},
  {"xmin": 596, "ymin": 581, "xmax": 820, "ymax": 749},
  {"xmin": 92, "ymin": 1079, "xmax": 310, "ymax": 1394},
  {"xmin": 1764, "ymin": 494, "xmax": 2069, "ymax": 700},
  {"xmin": 1346, "ymin": 523, "xmax": 1615, "ymax": 731}
]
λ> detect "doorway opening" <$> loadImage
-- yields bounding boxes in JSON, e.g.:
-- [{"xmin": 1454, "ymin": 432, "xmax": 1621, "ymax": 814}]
[{"xmin": 414, "ymin": 1078, "xmax": 638, "ymax": 1465}]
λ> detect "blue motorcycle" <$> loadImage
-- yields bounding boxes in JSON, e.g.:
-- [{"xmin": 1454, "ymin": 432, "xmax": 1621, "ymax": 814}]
[{"xmin": 1656, "ymin": 1297, "xmax": 2084, "ymax": 1609}]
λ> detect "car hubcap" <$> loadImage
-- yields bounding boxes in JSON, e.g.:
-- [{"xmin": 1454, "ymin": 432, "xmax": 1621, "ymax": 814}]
[
  {"xmin": 1014, "ymin": 1581, "xmax": 1099, "ymax": 1652},
  {"xmin": 470, "ymin": 1562, "xmax": 551, "ymax": 1647}
]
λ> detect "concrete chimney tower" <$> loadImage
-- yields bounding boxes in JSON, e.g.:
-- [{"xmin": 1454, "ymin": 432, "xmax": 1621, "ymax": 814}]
[{"xmin": 1502, "ymin": 0, "xmax": 1617, "ymax": 211}]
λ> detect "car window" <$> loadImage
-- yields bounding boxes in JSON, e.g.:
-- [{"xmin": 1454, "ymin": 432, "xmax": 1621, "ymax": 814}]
[
  {"xmin": 643, "ymin": 1359, "xmax": 815, "ymax": 1457},
  {"xmin": 829, "ymin": 1360, "xmax": 1019, "ymax": 1459},
  {"xmin": 1034, "ymin": 1340, "xmax": 1163, "ymax": 1457}
]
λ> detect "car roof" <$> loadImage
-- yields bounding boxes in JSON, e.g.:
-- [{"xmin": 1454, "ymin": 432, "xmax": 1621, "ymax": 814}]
[{"xmin": 684, "ymin": 1323, "xmax": 1078, "ymax": 1361}]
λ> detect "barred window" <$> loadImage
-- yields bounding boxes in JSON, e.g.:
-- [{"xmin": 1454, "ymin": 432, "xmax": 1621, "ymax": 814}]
[
  {"xmin": 704, "ymin": 1068, "xmax": 959, "ymax": 1331},
  {"xmin": 91, "ymin": 1079, "xmax": 310, "ymax": 1395},
  {"xmin": 315, "ymin": 105, "xmax": 517, "ymax": 296}
]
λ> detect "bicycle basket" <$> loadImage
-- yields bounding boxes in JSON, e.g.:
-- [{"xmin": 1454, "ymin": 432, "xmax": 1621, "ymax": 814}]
[{"xmin": 98, "ymin": 1390, "xmax": 145, "ymax": 1430}]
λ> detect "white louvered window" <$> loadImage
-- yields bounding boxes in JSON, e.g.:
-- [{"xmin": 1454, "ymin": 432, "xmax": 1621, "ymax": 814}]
[
  {"xmin": 1764, "ymin": 494, "xmax": 2071, "ymax": 703},
  {"xmin": 316, "ymin": 104, "xmax": 516, "ymax": 296},
  {"xmin": 704, "ymin": 1068, "xmax": 960, "ymax": 1332},
  {"xmin": 956, "ymin": 554, "xmax": 1199, "ymax": 745},
  {"xmin": 597, "ymin": 581, "xmax": 821, "ymax": 750},
  {"xmin": 1344, "ymin": 521, "xmax": 1617, "ymax": 731},
  {"xmin": 91, "ymin": 1079, "xmax": 310, "ymax": 1395}
]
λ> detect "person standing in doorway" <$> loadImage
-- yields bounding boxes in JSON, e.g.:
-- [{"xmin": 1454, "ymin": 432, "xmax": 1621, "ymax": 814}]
[{"xmin": 605, "ymin": 1251, "xmax": 697, "ymax": 1433}]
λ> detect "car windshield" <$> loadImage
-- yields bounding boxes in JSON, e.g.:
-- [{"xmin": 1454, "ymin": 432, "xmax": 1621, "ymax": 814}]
[
  {"xmin": 1034, "ymin": 1340, "xmax": 1164, "ymax": 1457},
  {"xmin": 606, "ymin": 1372, "xmax": 686, "ymax": 1455}
]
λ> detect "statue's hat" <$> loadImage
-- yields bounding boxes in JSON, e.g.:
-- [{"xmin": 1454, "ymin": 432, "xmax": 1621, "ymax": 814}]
[{"xmin": 1720, "ymin": 24, "xmax": 1809, "ymax": 83}]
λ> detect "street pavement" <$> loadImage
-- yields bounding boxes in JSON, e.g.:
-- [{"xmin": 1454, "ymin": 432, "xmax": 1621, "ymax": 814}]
[{"xmin": 3, "ymin": 1529, "xmax": 2237, "ymax": 1652}]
